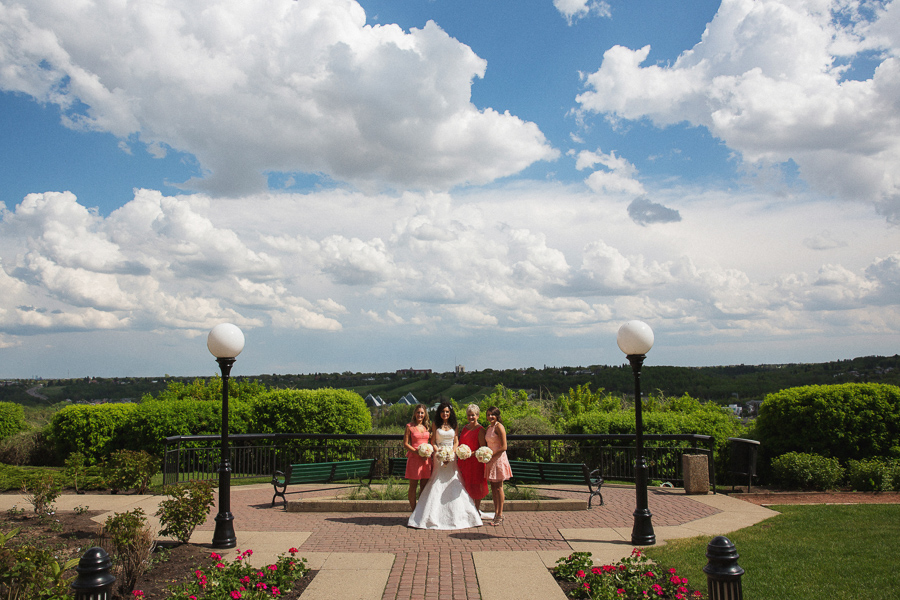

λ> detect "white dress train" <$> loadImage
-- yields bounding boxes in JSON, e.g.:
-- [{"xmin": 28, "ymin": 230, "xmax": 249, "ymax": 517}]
[{"xmin": 407, "ymin": 428, "xmax": 484, "ymax": 530}]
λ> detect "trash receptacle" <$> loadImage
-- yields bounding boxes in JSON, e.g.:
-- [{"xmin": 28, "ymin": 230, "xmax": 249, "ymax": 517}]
[
  {"xmin": 683, "ymin": 454, "xmax": 709, "ymax": 495},
  {"xmin": 727, "ymin": 437, "xmax": 760, "ymax": 491}
]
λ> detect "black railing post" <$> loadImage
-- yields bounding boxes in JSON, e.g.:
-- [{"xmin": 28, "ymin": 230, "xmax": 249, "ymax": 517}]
[
  {"xmin": 70, "ymin": 547, "xmax": 116, "ymax": 600},
  {"xmin": 704, "ymin": 536, "xmax": 744, "ymax": 600}
]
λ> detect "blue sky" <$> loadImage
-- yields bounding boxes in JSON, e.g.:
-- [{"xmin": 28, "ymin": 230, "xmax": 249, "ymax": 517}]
[{"xmin": 0, "ymin": 0, "xmax": 898, "ymax": 379}]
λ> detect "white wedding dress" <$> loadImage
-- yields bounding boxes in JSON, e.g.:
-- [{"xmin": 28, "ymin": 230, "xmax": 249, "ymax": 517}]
[{"xmin": 407, "ymin": 428, "xmax": 484, "ymax": 530}]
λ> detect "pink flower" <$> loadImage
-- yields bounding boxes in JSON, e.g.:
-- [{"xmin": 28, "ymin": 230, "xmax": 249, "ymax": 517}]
[
  {"xmin": 257, "ymin": 571, "xmax": 266, "ymax": 578},
  {"xmin": 617, "ymin": 590, "xmax": 625, "ymax": 595},
  {"xmin": 256, "ymin": 582, "xmax": 268, "ymax": 590},
  {"xmin": 268, "ymin": 564, "xmax": 278, "ymax": 571},
  {"xmin": 671, "ymin": 576, "xmax": 681, "ymax": 585},
  {"xmin": 632, "ymin": 548, "xmax": 642, "ymax": 557},
  {"xmin": 216, "ymin": 563, "xmax": 226, "ymax": 569},
  {"xmin": 195, "ymin": 570, "xmax": 203, "ymax": 578},
  {"xmin": 230, "ymin": 592, "xmax": 242, "ymax": 600},
  {"xmin": 577, "ymin": 570, "xmax": 586, "ymax": 578},
  {"xmin": 591, "ymin": 567, "xmax": 602, "ymax": 575},
  {"xmin": 679, "ymin": 586, "xmax": 688, "ymax": 593},
  {"xmin": 582, "ymin": 583, "xmax": 591, "ymax": 589},
  {"xmin": 644, "ymin": 571, "xmax": 655, "ymax": 578},
  {"xmin": 289, "ymin": 547, "xmax": 299, "ymax": 554},
  {"xmin": 693, "ymin": 592, "xmax": 703, "ymax": 598},
  {"xmin": 241, "ymin": 576, "xmax": 251, "ymax": 585},
  {"xmin": 210, "ymin": 553, "xmax": 222, "ymax": 560},
  {"xmin": 676, "ymin": 595, "xmax": 685, "ymax": 600},
  {"xmin": 271, "ymin": 586, "xmax": 281, "ymax": 596},
  {"xmin": 132, "ymin": 592, "xmax": 144, "ymax": 599}
]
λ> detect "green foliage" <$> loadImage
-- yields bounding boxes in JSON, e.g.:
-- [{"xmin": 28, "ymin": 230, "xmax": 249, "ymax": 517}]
[
  {"xmin": 168, "ymin": 547, "xmax": 309, "ymax": 599},
  {"xmin": 564, "ymin": 397, "xmax": 746, "ymax": 468},
  {"xmin": 102, "ymin": 508, "xmax": 155, "ymax": 593},
  {"xmin": 63, "ymin": 452, "xmax": 87, "ymax": 493},
  {"xmin": 252, "ymin": 388, "xmax": 372, "ymax": 434},
  {"xmin": 117, "ymin": 397, "xmax": 254, "ymax": 456},
  {"xmin": 46, "ymin": 403, "xmax": 137, "ymax": 464},
  {"xmin": 846, "ymin": 458, "xmax": 900, "ymax": 492},
  {"xmin": 21, "ymin": 472, "xmax": 60, "ymax": 516},
  {"xmin": 156, "ymin": 480, "xmax": 215, "ymax": 544},
  {"xmin": 553, "ymin": 383, "xmax": 620, "ymax": 425},
  {"xmin": 771, "ymin": 452, "xmax": 844, "ymax": 490},
  {"xmin": 478, "ymin": 384, "xmax": 542, "ymax": 423},
  {"xmin": 0, "ymin": 402, "xmax": 27, "ymax": 442},
  {"xmin": 143, "ymin": 377, "xmax": 267, "ymax": 404},
  {"xmin": 101, "ymin": 449, "xmax": 159, "ymax": 494},
  {"xmin": 0, "ymin": 528, "xmax": 79, "ymax": 600},
  {"xmin": 757, "ymin": 383, "xmax": 900, "ymax": 464},
  {"xmin": 347, "ymin": 477, "xmax": 407, "ymax": 500},
  {"xmin": 0, "ymin": 429, "xmax": 54, "ymax": 467}
]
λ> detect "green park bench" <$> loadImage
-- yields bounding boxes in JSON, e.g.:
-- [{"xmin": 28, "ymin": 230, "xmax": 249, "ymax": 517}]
[
  {"xmin": 388, "ymin": 457, "xmax": 408, "ymax": 478},
  {"xmin": 508, "ymin": 460, "xmax": 604, "ymax": 508},
  {"xmin": 271, "ymin": 458, "xmax": 376, "ymax": 506}
]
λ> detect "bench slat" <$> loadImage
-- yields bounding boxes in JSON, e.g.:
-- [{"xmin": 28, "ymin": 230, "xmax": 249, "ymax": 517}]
[{"xmin": 272, "ymin": 458, "xmax": 376, "ymax": 506}]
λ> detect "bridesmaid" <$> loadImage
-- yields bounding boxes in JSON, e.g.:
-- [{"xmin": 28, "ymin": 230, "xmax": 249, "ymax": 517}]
[
  {"xmin": 481, "ymin": 406, "xmax": 512, "ymax": 526},
  {"xmin": 403, "ymin": 404, "xmax": 432, "ymax": 510},
  {"xmin": 457, "ymin": 404, "xmax": 488, "ymax": 512}
]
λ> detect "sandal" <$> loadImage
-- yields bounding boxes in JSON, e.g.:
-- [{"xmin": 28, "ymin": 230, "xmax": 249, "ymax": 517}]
[{"xmin": 491, "ymin": 516, "xmax": 504, "ymax": 526}]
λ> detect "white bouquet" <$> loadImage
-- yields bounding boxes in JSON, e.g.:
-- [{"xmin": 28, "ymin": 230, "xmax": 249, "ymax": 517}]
[
  {"xmin": 456, "ymin": 444, "xmax": 472, "ymax": 460},
  {"xmin": 475, "ymin": 446, "xmax": 493, "ymax": 463},
  {"xmin": 435, "ymin": 446, "xmax": 456, "ymax": 464},
  {"xmin": 417, "ymin": 443, "xmax": 434, "ymax": 458}
]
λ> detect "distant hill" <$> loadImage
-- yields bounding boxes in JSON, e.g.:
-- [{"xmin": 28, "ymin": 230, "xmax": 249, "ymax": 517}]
[{"xmin": 3, "ymin": 354, "xmax": 898, "ymax": 407}]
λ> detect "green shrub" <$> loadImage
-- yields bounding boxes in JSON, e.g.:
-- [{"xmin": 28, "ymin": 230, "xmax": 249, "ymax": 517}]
[
  {"xmin": 0, "ymin": 429, "xmax": 54, "ymax": 466},
  {"xmin": 757, "ymin": 383, "xmax": 900, "ymax": 463},
  {"xmin": 0, "ymin": 402, "xmax": 26, "ymax": 442},
  {"xmin": 0, "ymin": 529, "xmax": 79, "ymax": 599},
  {"xmin": 140, "ymin": 377, "xmax": 267, "ymax": 404},
  {"xmin": 101, "ymin": 449, "xmax": 159, "ymax": 494},
  {"xmin": 63, "ymin": 452, "xmax": 87, "ymax": 494},
  {"xmin": 21, "ymin": 472, "xmax": 61, "ymax": 516},
  {"xmin": 46, "ymin": 403, "xmax": 137, "ymax": 465},
  {"xmin": 771, "ymin": 452, "xmax": 844, "ymax": 490},
  {"xmin": 156, "ymin": 480, "xmax": 215, "ymax": 544},
  {"xmin": 846, "ymin": 458, "xmax": 900, "ymax": 492},
  {"xmin": 477, "ymin": 385, "xmax": 542, "ymax": 424},
  {"xmin": 101, "ymin": 508, "xmax": 154, "ymax": 594},
  {"xmin": 117, "ymin": 398, "xmax": 253, "ymax": 456},
  {"xmin": 252, "ymin": 388, "xmax": 372, "ymax": 434}
]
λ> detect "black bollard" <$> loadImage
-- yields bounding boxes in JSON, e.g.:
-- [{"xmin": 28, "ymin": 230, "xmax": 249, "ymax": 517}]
[
  {"xmin": 70, "ymin": 546, "xmax": 116, "ymax": 600},
  {"xmin": 703, "ymin": 536, "xmax": 744, "ymax": 600}
]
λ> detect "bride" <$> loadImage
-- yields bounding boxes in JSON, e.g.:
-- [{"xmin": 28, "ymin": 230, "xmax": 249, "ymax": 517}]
[{"xmin": 407, "ymin": 402, "xmax": 483, "ymax": 530}]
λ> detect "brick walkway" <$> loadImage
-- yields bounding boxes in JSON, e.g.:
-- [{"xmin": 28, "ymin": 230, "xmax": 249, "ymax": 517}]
[{"xmin": 194, "ymin": 484, "xmax": 722, "ymax": 600}]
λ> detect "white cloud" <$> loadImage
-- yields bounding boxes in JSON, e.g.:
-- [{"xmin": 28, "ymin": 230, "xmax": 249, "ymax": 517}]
[
  {"xmin": 554, "ymin": 0, "xmax": 611, "ymax": 25},
  {"xmin": 575, "ymin": 148, "xmax": 646, "ymax": 196},
  {"xmin": 0, "ymin": 184, "xmax": 897, "ymax": 369},
  {"xmin": 0, "ymin": 0, "xmax": 557, "ymax": 195},
  {"xmin": 576, "ymin": 0, "xmax": 900, "ymax": 220}
]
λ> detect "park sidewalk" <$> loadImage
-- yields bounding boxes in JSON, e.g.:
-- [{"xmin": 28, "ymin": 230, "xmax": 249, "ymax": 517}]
[{"xmin": 0, "ymin": 485, "xmax": 777, "ymax": 600}]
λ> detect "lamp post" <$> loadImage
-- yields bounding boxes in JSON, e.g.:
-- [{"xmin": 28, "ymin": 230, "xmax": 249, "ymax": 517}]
[
  {"xmin": 617, "ymin": 320, "xmax": 656, "ymax": 546},
  {"xmin": 207, "ymin": 323, "xmax": 245, "ymax": 549}
]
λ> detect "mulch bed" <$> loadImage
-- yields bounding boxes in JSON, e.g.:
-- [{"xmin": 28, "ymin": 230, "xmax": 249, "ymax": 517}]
[
  {"xmin": 725, "ymin": 488, "xmax": 900, "ymax": 506},
  {"xmin": 0, "ymin": 509, "xmax": 316, "ymax": 599}
]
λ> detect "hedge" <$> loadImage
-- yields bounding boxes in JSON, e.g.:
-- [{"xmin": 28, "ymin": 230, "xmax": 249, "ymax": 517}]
[
  {"xmin": 756, "ymin": 383, "xmax": 900, "ymax": 463},
  {"xmin": 46, "ymin": 403, "xmax": 137, "ymax": 465},
  {"xmin": 251, "ymin": 388, "xmax": 371, "ymax": 435},
  {"xmin": 0, "ymin": 401, "xmax": 26, "ymax": 442}
]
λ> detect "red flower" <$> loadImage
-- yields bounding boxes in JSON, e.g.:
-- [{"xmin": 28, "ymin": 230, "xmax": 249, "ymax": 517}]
[
  {"xmin": 268, "ymin": 564, "xmax": 278, "ymax": 571},
  {"xmin": 289, "ymin": 547, "xmax": 299, "ymax": 553},
  {"xmin": 216, "ymin": 563, "xmax": 226, "ymax": 569},
  {"xmin": 591, "ymin": 567, "xmax": 602, "ymax": 575},
  {"xmin": 617, "ymin": 590, "xmax": 625, "ymax": 595},
  {"xmin": 577, "ymin": 570, "xmax": 586, "ymax": 578},
  {"xmin": 132, "ymin": 592, "xmax": 144, "ymax": 599},
  {"xmin": 583, "ymin": 583, "xmax": 591, "ymax": 589},
  {"xmin": 669, "ymin": 567, "xmax": 677, "ymax": 574},
  {"xmin": 210, "ymin": 553, "xmax": 222, "ymax": 560}
]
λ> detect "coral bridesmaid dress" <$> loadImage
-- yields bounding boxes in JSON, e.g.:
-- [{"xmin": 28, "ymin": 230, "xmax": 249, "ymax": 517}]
[{"xmin": 405, "ymin": 425, "xmax": 432, "ymax": 480}]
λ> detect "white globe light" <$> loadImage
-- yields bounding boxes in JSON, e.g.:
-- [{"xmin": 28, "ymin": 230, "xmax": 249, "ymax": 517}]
[
  {"xmin": 617, "ymin": 320, "xmax": 654, "ymax": 356},
  {"xmin": 207, "ymin": 323, "xmax": 245, "ymax": 358}
]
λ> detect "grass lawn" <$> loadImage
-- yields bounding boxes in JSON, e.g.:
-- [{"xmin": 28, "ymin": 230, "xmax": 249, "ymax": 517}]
[{"xmin": 645, "ymin": 504, "xmax": 900, "ymax": 599}]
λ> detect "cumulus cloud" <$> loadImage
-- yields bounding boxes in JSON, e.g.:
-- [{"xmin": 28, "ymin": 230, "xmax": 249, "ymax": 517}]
[
  {"xmin": 0, "ymin": 0, "xmax": 557, "ymax": 195},
  {"xmin": 554, "ymin": 0, "xmax": 611, "ymax": 25},
  {"xmin": 576, "ymin": 0, "xmax": 900, "ymax": 220},
  {"xmin": 575, "ymin": 148, "xmax": 646, "ymax": 196},
  {"xmin": 0, "ymin": 187, "xmax": 897, "ymax": 362},
  {"xmin": 627, "ymin": 197, "xmax": 682, "ymax": 226}
]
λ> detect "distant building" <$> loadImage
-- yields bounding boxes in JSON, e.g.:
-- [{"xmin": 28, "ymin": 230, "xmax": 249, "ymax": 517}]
[
  {"xmin": 455, "ymin": 365, "xmax": 466, "ymax": 374},
  {"xmin": 396, "ymin": 368, "xmax": 432, "ymax": 376}
]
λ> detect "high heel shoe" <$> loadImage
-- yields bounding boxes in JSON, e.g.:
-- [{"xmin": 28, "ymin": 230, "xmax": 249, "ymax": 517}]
[{"xmin": 491, "ymin": 515, "xmax": 504, "ymax": 526}]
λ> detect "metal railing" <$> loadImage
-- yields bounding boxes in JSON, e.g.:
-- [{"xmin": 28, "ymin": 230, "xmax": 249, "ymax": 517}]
[{"xmin": 162, "ymin": 432, "xmax": 716, "ymax": 490}]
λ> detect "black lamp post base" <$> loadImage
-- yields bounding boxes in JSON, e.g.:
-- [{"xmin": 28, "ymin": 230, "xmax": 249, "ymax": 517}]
[
  {"xmin": 211, "ymin": 513, "xmax": 237, "ymax": 548},
  {"xmin": 631, "ymin": 509, "xmax": 656, "ymax": 546}
]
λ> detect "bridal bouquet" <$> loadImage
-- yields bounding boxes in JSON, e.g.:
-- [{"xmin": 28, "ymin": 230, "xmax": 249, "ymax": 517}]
[
  {"xmin": 435, "ymin": 446, "xmax": 456, "ymax": 464},
  {"xmin": 475, "ymin": 446, "xmax": 493, "ymax": 463},
  {"xmin": 417, "ymin": 443, "xmax": 434, "ymax": 458},
  {"xmin": 456, "ymin": 444, "xmax": 472, "ymax": 460}
]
